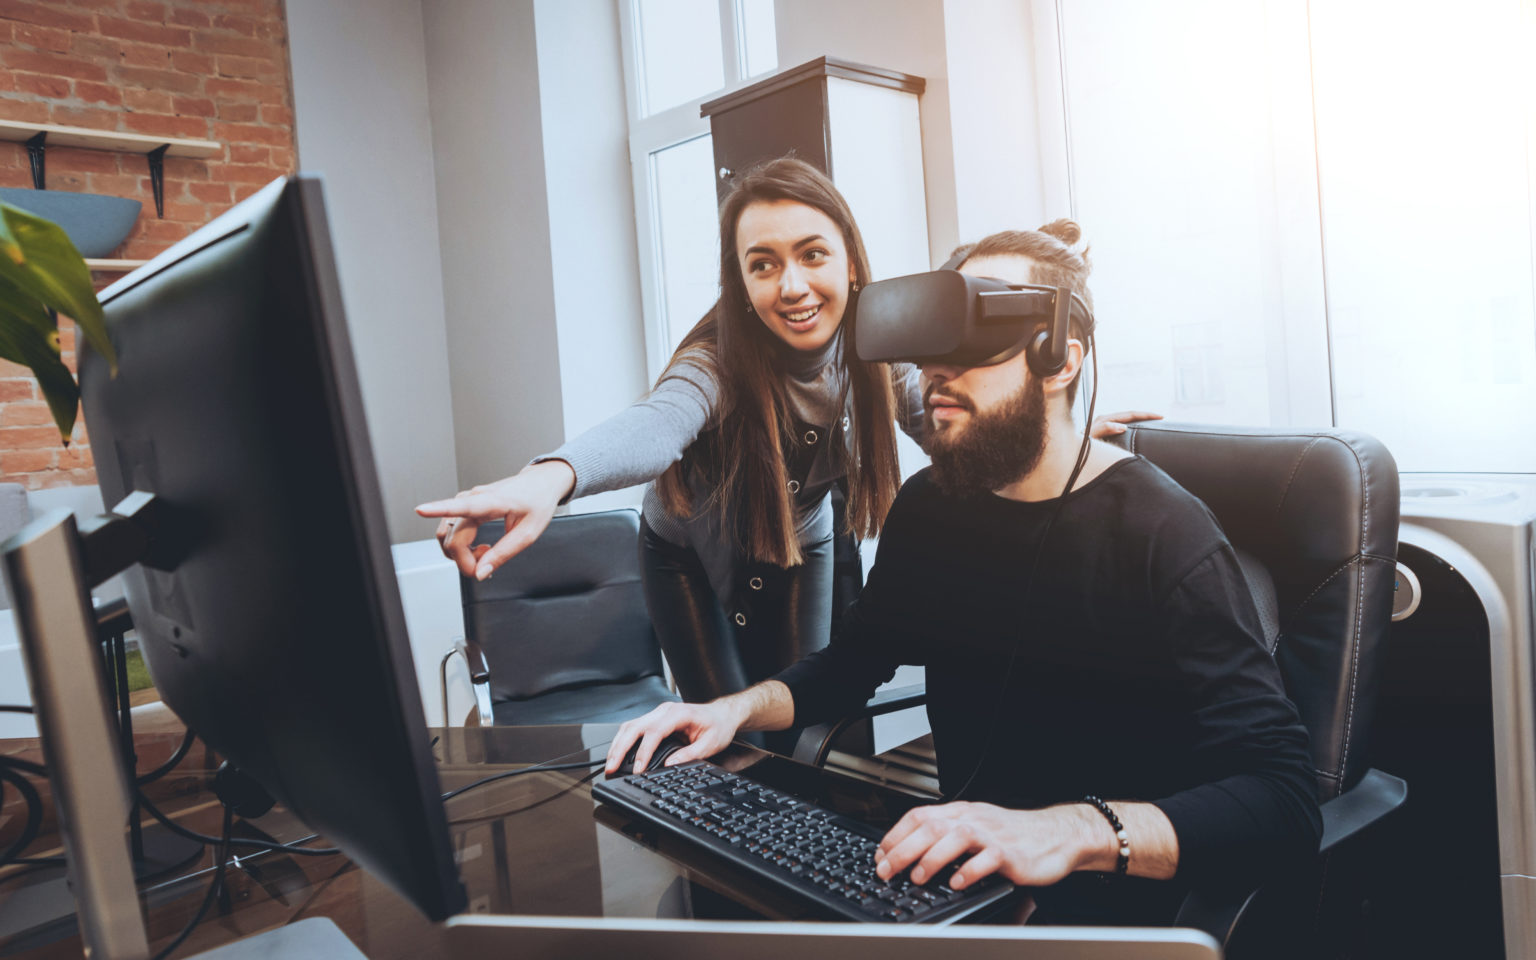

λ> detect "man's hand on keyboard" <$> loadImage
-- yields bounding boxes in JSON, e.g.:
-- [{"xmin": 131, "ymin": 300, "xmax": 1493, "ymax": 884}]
[
  {"xmin": 604, "ymin": 701, "xmax": 742, "ymax": 776},
  {"xmin": 872, "ymin": 801, "xmax": 1117, "ymax": 891}
]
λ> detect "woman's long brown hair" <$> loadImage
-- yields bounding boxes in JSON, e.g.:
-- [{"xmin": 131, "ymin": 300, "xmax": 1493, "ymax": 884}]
[{"xmin": 653, "ymin": 158, "xmax": 901, "ymax": 568}]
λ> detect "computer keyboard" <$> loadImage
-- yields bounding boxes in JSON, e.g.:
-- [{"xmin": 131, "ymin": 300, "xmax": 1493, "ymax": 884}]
[{"xmin": 593, "ymin": 759, "xmax": 1014, "ymax": 923}]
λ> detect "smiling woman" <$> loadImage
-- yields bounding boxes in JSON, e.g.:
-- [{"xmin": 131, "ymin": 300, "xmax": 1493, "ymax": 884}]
[
  {"xmin": 420, "ymin": 158, "xmax": 923, "ymax": 712},
  {"xmin": 737, "ymin": 200, "xmax": 856, "ymax": 352}
]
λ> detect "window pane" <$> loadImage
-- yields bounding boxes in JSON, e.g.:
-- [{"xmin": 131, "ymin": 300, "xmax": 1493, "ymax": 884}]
[
  {"xmin": 652, "ymin": 134, "xmax": 720, "ymax": 354},
  {"xmin": 1060, "ymin": 1, "xmax": 1306, "ymax": 427},
  {"xmin": 1311, "ymin": 1, "xmax": 1536, "ymax": 472},
  {"xmin": 637, "ymin": 0, "xmax": 724, "ymax": 116},
  {"xmin": 739, "ymin": 0, "xmax": 777, "ymax": 78}
]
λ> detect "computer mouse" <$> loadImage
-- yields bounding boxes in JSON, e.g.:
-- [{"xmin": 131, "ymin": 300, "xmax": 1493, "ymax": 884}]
[{"xmin": 613, "ymin": 732, "xmax": 692, "ymax": 777}]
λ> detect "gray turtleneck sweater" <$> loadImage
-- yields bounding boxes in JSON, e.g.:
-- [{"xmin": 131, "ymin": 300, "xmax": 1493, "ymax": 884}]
[{"xmin": 536, "ymin": 336, "xmax": 925, "ymax": 602}]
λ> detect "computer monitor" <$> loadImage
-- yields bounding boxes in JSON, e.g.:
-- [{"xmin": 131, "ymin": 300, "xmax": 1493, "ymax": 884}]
[{"xmin": 80, "ymin": 175, "xmax": 465, "ymax": 922}]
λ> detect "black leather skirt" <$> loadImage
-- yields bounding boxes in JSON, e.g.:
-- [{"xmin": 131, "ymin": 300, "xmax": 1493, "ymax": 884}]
[{"xmin": 640, "ymin": 518, "xmax": 834, "ymax": 744}]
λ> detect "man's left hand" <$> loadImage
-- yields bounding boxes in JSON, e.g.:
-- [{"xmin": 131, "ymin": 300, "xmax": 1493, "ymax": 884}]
[{"xmin": 874, "ymin": 801, "xmax": 1113, "ymax": 890}]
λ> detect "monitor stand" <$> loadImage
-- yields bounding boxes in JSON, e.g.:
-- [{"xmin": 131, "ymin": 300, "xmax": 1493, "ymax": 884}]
[{"xmin": 3, "ymin": 503, "xmax": 367, "ymax": 960}]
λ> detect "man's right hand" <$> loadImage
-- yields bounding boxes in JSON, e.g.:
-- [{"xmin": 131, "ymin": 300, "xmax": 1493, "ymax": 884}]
[
  {"xmin": 604, "ymin": 700, "xmax": 746, "ymax": 776},
  {"xmin": 415, "ymin": 460, "xmax": 577, "ymax": 580}
]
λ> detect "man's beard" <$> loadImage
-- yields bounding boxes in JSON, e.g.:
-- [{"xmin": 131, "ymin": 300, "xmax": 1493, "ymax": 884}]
[{"xmin": 920, "ymin": 376, "xmax": 1048, "ymax": 497}]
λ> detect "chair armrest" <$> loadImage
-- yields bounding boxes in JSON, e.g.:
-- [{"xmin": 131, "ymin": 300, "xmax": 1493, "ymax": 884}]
[
  {"xmin": 459, "ymin": 635, "xmax": 490, "ymax": 684},
  {"xmin": 1173, "ymin": 767, "xmax": 1408, "ymax": 948},
  {"xmin": 439, "ymin": 636, "xmax": 494, "ymax": 727},
  {"xmin": 1319, "ymin": 767, "xmax": 1407, "ymax": 853},
  {"xmin": 858, "ymin": 683, "xmax": 928, "ymax": 716},
  {"xmin": 791, "ymin": 683, "xmax": 928, "ymax": 766}
]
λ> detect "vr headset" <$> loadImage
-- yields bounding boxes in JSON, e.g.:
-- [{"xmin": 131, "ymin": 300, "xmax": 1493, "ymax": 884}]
[{"xmin": 852, "ymin": 257, "xmax": 1095, "ymax": 377}]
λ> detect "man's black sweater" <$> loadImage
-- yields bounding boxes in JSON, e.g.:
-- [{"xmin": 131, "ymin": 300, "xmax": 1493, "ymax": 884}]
[{"xmin": 775, "ymin": 456, "xmax": 1322, "ymax": 920}]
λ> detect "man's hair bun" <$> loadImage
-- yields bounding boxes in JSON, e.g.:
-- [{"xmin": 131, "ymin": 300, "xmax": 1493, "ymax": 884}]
[{"xmin": 1038, "ymin": 218, "xmax": 1083, "ymax": 247}]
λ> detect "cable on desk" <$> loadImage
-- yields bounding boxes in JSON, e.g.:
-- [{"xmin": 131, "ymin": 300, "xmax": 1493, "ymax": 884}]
[
  {"xmin": 0, "ymin": 756, "xmax": 45, "ymax": 777},
  {"xmin": 440, "ymin": 758, "xmax": 607, "ymax": 803},
  {"xmin": 150, "ymin": 806, "xmax": 233, "ymax": 960},
  {"xmin": 1, "ymin": 720, "xmax": 194, "ymax": 787},
  {"xmin": 449, "ymin": 768, "xmax": 602, "ymax": 826},
  {"xmin": 136, "ymin": 789, "xmax": 340, "ymax": 857},
  {"xmin": 137, "ymin": 728, "xmax": 197, "ymax": 785},
  {"xmin": 2, "ymin": 750, "xmax": 339, "ymax": 860},
  {"xmin": 0, "ymin": 763, "xmax": 43, "ymax": 867}
]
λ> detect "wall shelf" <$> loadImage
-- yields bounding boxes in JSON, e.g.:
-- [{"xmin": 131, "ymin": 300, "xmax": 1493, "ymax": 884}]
[
  {"xmin": 0, "ymin": 120, "xmax": 221, "ymax": 158},
  {"xmin": 85, "ymin": 259, "xmax": 147, "ymax": 272},
  {"xmin": 0, "ymin": 119, "xmax": 222, "ymax": 220}
]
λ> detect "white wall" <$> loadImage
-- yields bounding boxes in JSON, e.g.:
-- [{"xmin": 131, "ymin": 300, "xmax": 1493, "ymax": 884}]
[
  {"xmin": 422, "ymin": 0, "xmax": 568, "ymax": 491},
  {"xmin": 533, "ymin": 0, "xmax": 650, "ymax": 511},
  {"xmin": 285, "ymin": 0, "xmax": 459, "ymax": 543},
  {"xmin": 942, "ymin": 0, "xmax": 1051, "ymax": 239},
  {"xmin": 420, "ymin": 1, "xmax": 648, "ymax": 509}
]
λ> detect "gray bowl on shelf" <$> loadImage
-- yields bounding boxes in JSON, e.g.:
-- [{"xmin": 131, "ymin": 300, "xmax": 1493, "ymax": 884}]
[{"xmin": 0, "ymin": 187, "xmax": 142, "ymax": 258}]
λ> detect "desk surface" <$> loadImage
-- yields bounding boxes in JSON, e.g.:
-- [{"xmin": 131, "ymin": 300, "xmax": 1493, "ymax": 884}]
[{"xmin": 0, "ymin": 721, "xmax": 998, "ymax": 959}]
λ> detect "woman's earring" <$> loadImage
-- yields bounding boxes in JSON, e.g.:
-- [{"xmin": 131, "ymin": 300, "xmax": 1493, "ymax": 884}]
[
  {"xmin": 745, "ymin": 303, "xmax": 754, "ymax": 315},
  {"xmin": 851, "ymin": 280, "xmax": 861, "ymax": 293}
]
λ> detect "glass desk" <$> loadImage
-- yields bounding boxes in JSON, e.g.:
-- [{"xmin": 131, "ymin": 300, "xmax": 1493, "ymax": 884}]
[{"xmin": 0, "ymin": 721, "xmax": 1032, "ymax": 959}]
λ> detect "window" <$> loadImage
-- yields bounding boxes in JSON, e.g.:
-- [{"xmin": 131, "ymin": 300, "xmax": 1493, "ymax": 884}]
[
  {"xmin": 634, "ymin": 0, "xmax": 724, "ymax": 117},
  {"xmin": 620, "ymin": 0, "xmax": 778, "ymax": 379},
  {"xmin": 1051, "ymin": 0, "xmax": 1332, "ymax": 429},
  {"xmin": 1308, "ymin": 0, "xmax": 1536, "ymax": 472},
  {"xmin": 1045, "ymin": 0, "xmax": 1536, "ymax": 471},
  {"xmin": 651, "ymin": 134, "xmax": 721, "ymax": 349}
]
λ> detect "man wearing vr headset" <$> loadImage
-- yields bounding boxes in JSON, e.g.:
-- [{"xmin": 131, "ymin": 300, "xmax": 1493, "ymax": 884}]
[{"xmin": 607, "ymin": 221, "xmax": 1320, "ymax": 924}]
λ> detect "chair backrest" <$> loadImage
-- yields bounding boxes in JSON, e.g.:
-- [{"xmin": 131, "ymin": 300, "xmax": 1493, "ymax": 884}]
[
  {"xmin": 1119, "ymin": 423, "xmax": 1399, "ymax": 801},
  {"xmin": 461, "ymin": 509, "xmax": 665, "ymax": 704}
]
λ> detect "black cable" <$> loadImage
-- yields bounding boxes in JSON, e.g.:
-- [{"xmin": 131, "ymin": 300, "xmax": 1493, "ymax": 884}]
[
  {"xmin": 2, "ymin": 751, "xmax": 338, "ymax": 859},
  {"xmin": 1065, "ymin": 328, "xmax": 1100, "ymax": 495},
  {"xmin": 0, "ymin": 705, "xmax": 34, "ymax": 714},
  {"xmin": 2, "ymin": 715, "xmax": 194, "ymax": 787},
  {"xmin": 136, "ymin": 728, "xmax": 196, "ymax": 785},
  {"xmin": 448, "ymin": 768, "xmax": 603, "ymax": 826},
  {"xmin": 0, "ymin": 756, "xmax": 45, "ymax": 777},
  {"xmin": 440, "ymin": 758, "xmax": 607, "ymax": 803},
  {"xmin": 135, "ymin": 788, "xmax": 340, "ymax": 857},
  {"xmin": 150, "ymin": 806, "xmax": 232, "ymax": 960},
  {"xmin": 0, "ymin": 764, "xmax": 43, "ymax": 866}
]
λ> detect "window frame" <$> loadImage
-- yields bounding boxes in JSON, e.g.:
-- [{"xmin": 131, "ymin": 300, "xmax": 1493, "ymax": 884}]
[{"xmin": 618, "ymin": 0, "xmax": 774, "ymax": 381}]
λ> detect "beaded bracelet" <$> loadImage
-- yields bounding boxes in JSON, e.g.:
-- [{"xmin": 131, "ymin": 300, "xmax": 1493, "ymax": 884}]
[{"xmin": 1082, "ymin": 795, "xmax": 1130, "ymax": 876}]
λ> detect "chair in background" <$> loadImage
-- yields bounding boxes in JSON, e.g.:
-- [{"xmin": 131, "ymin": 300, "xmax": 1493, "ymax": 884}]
[
  {"xmin": 444, "ymin": 508, "xmax": 678, "ymax": 726},
  {"xmin": 797, "ymin": 423, "xmax": 1408, "ymax": 956}
]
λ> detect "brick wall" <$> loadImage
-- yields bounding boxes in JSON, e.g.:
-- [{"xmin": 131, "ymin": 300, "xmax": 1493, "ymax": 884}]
[{"xmin": 0, "ymin": 0, "xmax": 297, "ymax": 489}]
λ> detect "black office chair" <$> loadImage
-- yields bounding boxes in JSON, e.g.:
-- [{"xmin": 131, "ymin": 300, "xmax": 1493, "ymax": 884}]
[
  {"xmin": 445, "ymin": 508, "xmax": 680, "ymax": 726},
  {"xmin": 796, "ymin": 423, "xmax": 1407, "ymax": 955}
]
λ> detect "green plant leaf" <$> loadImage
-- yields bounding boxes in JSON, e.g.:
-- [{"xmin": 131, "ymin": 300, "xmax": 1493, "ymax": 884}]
[
  {"xmin": 0, "ymin": 309, "xmax": 78, "ymax": 440},
  {"xmin": 0, "ymin": 271, "xmax": 61, "ymax": 340},
  {"xmin": 0, "ymin": 202, "xmax": 116, "ymax": 372},
  {"xmin": 0, "ymin": 204, "xmax": 21, "ymax": 267}
]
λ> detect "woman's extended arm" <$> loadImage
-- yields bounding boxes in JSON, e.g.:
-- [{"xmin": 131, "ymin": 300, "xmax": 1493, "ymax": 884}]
[{"xmin": 417, "ymin": 358, "xmax": 720, "ymax": 579}]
